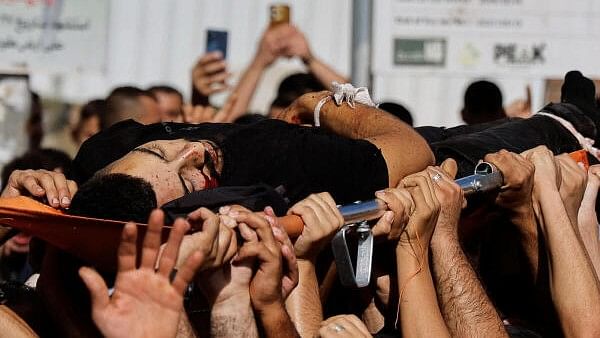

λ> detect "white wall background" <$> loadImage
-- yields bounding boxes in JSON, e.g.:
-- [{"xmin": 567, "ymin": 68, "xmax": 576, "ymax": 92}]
[
  {"xmin": 9, "ymin": 0, "xmax": 600, "ymax": 128},
  {"xmin": 28, "ymin": 0, "xmax": 352, "ymax": 114}
]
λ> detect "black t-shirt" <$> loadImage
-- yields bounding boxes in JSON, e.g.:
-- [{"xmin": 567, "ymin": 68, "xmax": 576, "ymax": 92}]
[{"xmin": 72, "ymin": 119, "xmax": 388, "ymax": 204}]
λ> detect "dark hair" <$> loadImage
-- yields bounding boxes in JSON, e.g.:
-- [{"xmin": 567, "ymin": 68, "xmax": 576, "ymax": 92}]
[
  {"xmin": 378, "ymin": 101, "xmax": 414, "ymax": 126},
  {"xmin": 68, "ymin": 173, "xmax": 157, "ymax": 223},
  {"xmin": 462, "ymin": 80, "xmax": 506, "ymax": 125},
  {"xmin": 103, "ymin": 86, "xmax": 156, "ymax": 129},
  {"xmin": 270, "ymin": 73, "xmax": 326, "ymax": 109},
  {"xmin": 80, "ymin": 99, "xmax": 106, "ymax": 122},
  {"xmin": 148, "ymin": 85, "xmax": 184, "ymax": 102},
  {"xmin": 234, "ymin": 113, "xmax": 267, "ymax": 124},
  {"xmin": 1, "ymin": 148, "xmax": 72, "ymax": 190}
]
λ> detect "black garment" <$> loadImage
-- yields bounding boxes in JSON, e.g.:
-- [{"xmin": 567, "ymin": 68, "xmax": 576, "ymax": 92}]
[
  {"xmin": 72, "ymin": 119, "xmax": 389, "ymax": 205},
  {"xmin": 417, "ymin": 103, "xmax": 597, "ymax": 178}
]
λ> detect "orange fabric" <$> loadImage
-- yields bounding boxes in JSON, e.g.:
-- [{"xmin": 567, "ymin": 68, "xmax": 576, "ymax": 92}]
[
  {"xmin": 0, "ymin": 196, "xmax": 303, "ymax": 271},
  {"xmin": 569, "ymin": 149, "xmax": 590, "ymax": 170}
]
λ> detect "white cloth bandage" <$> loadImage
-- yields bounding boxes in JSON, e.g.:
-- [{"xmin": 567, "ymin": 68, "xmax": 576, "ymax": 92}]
[
  {"xmin": 313, "ymin": 82, "xmax": 377, "ymax": 126},
  {"xmin": 537, "ymin": 112, "xmax": 600, "ymax": 161}
]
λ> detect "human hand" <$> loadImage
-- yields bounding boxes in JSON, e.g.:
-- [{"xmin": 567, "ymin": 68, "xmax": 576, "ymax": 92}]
[
  {"xmin": 281, "ymin": 26, "xmax": 312, "ymax": 62},
  {"xmin": 253, "ymin": 25, "xmax": 294, "ymax": 68},
  {"xmin": 191, "ymin": 52, "xmax": 230, "ymax": 96},
  {"xmin": 231, "ymin": 211, "xmax": 285, "ymax": 314},
  {"xmin": 555, "ymin": 153, "xmax": 587, "ymax": 225},
  {"xmin": 264, "ymin": 206, "xmax": 299, "ymax": 299},
  {"xmin": 505, "ymin": 85, "xmax": 532, "ymax": 119},
  {"xmin": 578, "ymin": 165, "xmax": 600, "ymax": 229},
  {"xmin": 1, "ymin": 169, "xmax": 77, "ymax": 208},
  {"xmin": 78, "ymin": 210, "xmax": 204, "ymax": 338},
  {"xmin": 287, "ymin": 192, "xmax": 343, "ymax": 262},
  {"xmin": 318, "ymin": 315, "xmax": 372, "ymax": 338},
  {"xmin": 372, "ymin": 188, "xmax": 413, "ymax": 241},
  {"xmin": 177, "ymin": 207, "xmax": 237, "ymax": 272},
  {"xmin": 521, "ymin": 146, "xmax": 560, "ymax": 197},
  {"xmin": 182, "ymin": 93, "xmax": 238, "ymax": 124},
  {"xmin": 484, "ymin": 150, "xmax": 535, "ymax": 214},
  {"xmin": 399, "ymin": 169, "xmax": 441, "ymax": 246},
  {"xmin": 272, "ymin": 90, "xmax": 330, "ymax": 124},
  {"xmin": 428, "ymin": 160, "xmax": 465, "ymax": 243}
]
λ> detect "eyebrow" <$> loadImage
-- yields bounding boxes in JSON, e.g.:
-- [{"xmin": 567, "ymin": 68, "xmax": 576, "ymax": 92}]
[{"xmin": 132, "ymin": 147, "xmax": 191, "ymax": 194}]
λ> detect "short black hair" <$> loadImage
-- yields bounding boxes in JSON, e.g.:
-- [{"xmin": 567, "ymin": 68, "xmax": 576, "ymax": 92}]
[
  {"xmin": 103, "ymin": 86, "xmax": 156, "ymax": 129},
  {"xmin": 462, "ymin": 80, "xmax": 506, "ymax": 125},
  {"xmin": 68, "ymin": 173, "xmax": 157, "ymax": 223},
  {"xmin": 270, "ymin": 73, "xmax": 326, "ymax": 109},
  {"xmin": 378, "ymin": 101, "xmax": 414, "ymax": 126},
  {"xmin": 148, "ymin": 85, "xmax": 184, "ymax": 102},
  {"xmin": 1, "ymin": 148, "xmax": 72, "ymax": 190}
]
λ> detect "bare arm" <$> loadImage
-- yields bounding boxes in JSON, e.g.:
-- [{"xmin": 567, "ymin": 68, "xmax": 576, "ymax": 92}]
[
  {"xmin": 430, "ymin": 160, "xmax": 508, "ymax": 338},
  {"xmin": 527, "ymin": 146, "xmax": 600, "ymax": 338},
  {"xmin": 578, "ymin": 165, "xmax": 600, "ymax": 278},
  {"xmin": 485, "ymin": 150, "xmax": 538, "ymax": 276},
  {"xmin": 279, "ymin": 92, "xmax": 434, "ymax": 187},
  {"xmin": 285, "ymin": 261, "xmax": 322, "ymax": 337},
  {"xmin": 305, "ymin": 56, "xmax": 348, "ymax": 89}
]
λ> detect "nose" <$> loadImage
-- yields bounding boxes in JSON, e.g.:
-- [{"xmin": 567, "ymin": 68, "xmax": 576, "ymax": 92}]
[{"xmin": 175, "ymin": 142, "xmax": 205, "ymax": 168}]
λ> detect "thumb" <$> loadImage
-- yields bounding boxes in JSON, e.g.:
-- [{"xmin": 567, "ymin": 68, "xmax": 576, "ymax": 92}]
[
  {"xmin": 79, "ymin": 266, "xmax": 110, "ymax": 310},
  {"xmin": 441, "ymin": 158, "xmax": 458, "ymax": 179}
]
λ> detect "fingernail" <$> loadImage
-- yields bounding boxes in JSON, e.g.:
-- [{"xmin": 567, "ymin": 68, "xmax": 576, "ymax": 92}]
[
  {"xmin": 51, "ymin": 198, "xmax": 59, "ymax": 205},
  {"xmin": 219, "ymin": 206, "xmax": 230, "ymax": 214},
  {"xmin": 265, "ymin": 206, "xmax": 274, "ymax": 215},
  {"xmin": 36, "ymin": 187, "xmax": 44, "ymax": 193},
  {"xmin": 265, "ymin": 215, "xmax": 275, "ymax": 226},
  {"xmin": 228, "ymin": 210, "xmax": 239, "ymax": 218},
  {"xmin": 272, "ymin": 226, "xmax": 282, "ymax": 237},
  {"xmin": 61, "ymin": 197, "xmax": 70, "ymax": 205}
]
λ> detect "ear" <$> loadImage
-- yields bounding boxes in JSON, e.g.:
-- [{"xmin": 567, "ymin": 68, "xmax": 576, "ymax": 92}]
[{"xmin": 440, "ymin": 158, "xmax": 458, "ymax": 179}]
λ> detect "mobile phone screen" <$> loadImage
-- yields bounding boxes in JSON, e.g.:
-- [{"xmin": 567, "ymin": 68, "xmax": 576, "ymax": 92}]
[{"xmin": 206, "ymin": 30, "xmax": 228, "ymax": 58}]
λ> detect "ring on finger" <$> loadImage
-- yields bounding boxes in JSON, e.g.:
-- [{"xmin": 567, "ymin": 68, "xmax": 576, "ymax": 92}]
[
  {"xmin": 432, "ymin": 173, "xmax": 442, "ymax": 183},
  {"xmin": 330, "ymin": 323, "xmax": 345, "ymax": 332}
]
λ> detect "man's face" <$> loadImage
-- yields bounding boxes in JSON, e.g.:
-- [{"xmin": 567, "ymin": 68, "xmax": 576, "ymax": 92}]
[
  {"xmin": 155, "ymin": 92, "xmax": 184, "ymax": 122},
  {"xmin": 108, "ymin": 139, "xmax": 222, "ymax": 205}
]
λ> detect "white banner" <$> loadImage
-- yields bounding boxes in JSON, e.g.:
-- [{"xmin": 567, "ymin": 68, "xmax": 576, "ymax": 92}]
[
  {"xmin": 373, "ymin": 0, "xmax": 600, "ymax": 77},
  {"xmin": 0, "ymin": 0, "xmax": 108, "ymax": 72}
]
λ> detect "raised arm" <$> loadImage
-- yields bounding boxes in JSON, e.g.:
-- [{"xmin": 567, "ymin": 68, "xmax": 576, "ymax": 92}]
[
  {"xmin": 578, "ymin": 165, "xmax": 600, "ymax": 278},
  {"xmin": 277, "ymin": 92, "xmax": 434, "ymax": 187},
  {"xmin": 525, "ymin": 146, "xmax": 600, "ymax": 338},
  {"xmin": 485, "ymin": 150, "xmax": 538, "ymax": 276},
  {"xmin": 429, "ymin": 159, "xmax": 508, "ymax": 338},
  {"xmin": 284, "ymin": 193, "xmax": 343, "ymax": 337}
]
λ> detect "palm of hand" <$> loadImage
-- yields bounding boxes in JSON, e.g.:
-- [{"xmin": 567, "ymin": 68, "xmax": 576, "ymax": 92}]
[{"xmin": 93, "ymin": 269, "xmax": 183, "ymax": 338}]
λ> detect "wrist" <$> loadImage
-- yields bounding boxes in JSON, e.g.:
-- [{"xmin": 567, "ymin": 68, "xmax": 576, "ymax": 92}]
[
  {"xmin": 255, "ymin": 299, "xmax": 286, "ymax": 318},
  {"xmin": 251, "ymin": 53, "xmax": 270, "ymax": 70},
  {"xmin": 211, "ymin": 289, "xmax": 250, "ymax": 311}
]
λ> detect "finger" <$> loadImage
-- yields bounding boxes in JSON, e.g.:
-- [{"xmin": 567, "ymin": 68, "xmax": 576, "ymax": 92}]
[
  {"xmin": 140, "ymin": 209, "xmax": 165, "ymax": 269},
  {"xmin": 37, "ymin": 173, "xmax": 60, "ymax": 206},
  {"xmin": 371, "ymin": 210, "xmax": 394, "ymax": 237},
  {"xmin": 233, "ymin": 212, "xmax": 276, "ymax": 247},
  {"xmin": 239, "ymin": 222, "xmax": 258, "ymax": 242},
  {"xmin": 51, "ymin": 173, "xmax": 71, "ymax": 207},
  {"xmin": 202, "ymin": 60, "xmax": 227, "ymax": 75},
  {"xmin": 440, "ymin": 158, "xmax": 458, "ymax": 179},
  {"xmin": 208, "ymin": 71, "xmax": 230, "ymax": 84},
  {"xmin": 20, "ymin": 174, "xmax": 46, "ymax": 198},
  {"xmin": 233, "ymin": 241, "xmax": 273, "ymax": 264},
  {"xmin": 78, "ymin": 266, "xmax": 110, "ymax": 311},
  {"xmin": 315, "ymin": 193, "xmax": 344, "ymax": 229},
  {"xmin": 198, "ymin": 51, "xmax": 224, "ymax": 65},
  {"xmin": 67, "ymin": 180, "xmax": 78, "ymax": 199},
  {"xmin": 117, "ymin": 222, "xmax": 138, "ymax": 272},
  {"xmin": 213, "ymin": 93, "xmax": 238, "ymax": 123},
  {"xmin": 158, "ymin": 218, "xmax": 190, "ymax": 277},
  {"xmin": 281, "ymin": 244, "xmax": 299, "ymax": 297},
  {"xmin": 172, "ymin": 250, "xmax": 204, "ymax": 295}
]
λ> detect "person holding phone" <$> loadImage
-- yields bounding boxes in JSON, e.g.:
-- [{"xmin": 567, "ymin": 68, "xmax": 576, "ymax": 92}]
[{"xmin": 191, "ymin": 20, "xmax": 348, "ymax": 121}]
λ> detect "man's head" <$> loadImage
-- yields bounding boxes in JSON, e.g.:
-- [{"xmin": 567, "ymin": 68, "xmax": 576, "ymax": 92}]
[
  {"xmin": 269, "ymin": 73, "xmax": 325, "ymax": 117},
  {"xmin": 73, "ymin": 99, "xmax": 105, "ymax": 146},
  {"xmin": 148, "ymin": 85, "xmax": 184, "ymax": 122},
  {"xmin": 90, "ymin": 139, "xmax": 222, "ymax": 206},
  {"xmin": 461, "ymin": 80, "xmax": 506, "ymax": 125},
  {"xmin": 103, "ymin": 86, "xmax": 160, "ymax": 129}
]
